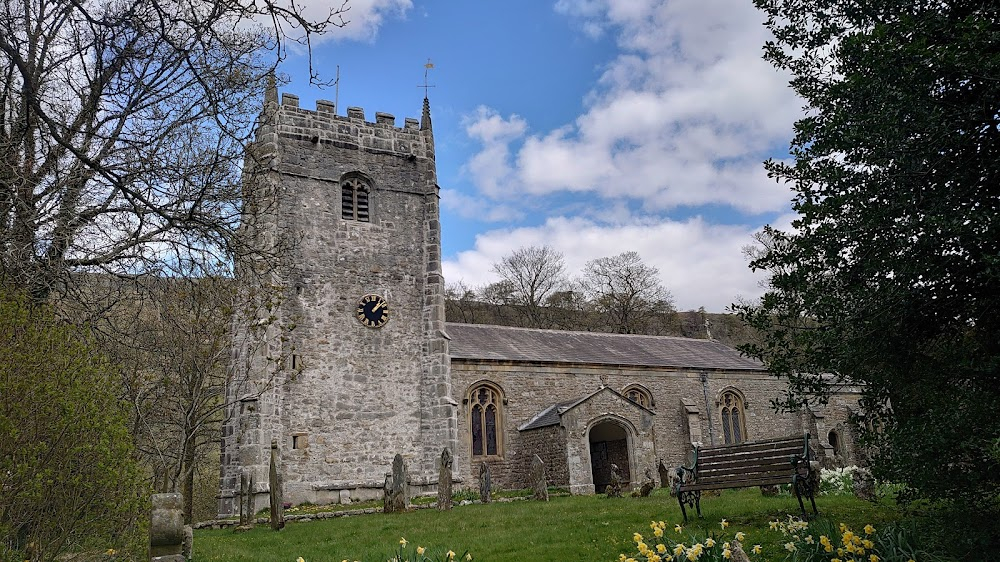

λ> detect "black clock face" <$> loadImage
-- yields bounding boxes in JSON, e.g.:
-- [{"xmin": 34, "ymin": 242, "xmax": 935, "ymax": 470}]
[{"xmin": 356, "ymin": 294, "xmax": 389, "ymax": 328}]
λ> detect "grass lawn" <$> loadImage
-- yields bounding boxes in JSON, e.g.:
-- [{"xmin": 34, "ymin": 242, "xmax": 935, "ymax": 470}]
[{"xmin": 195, "ymin": 489, "xmax": 909, "ymax": 562}]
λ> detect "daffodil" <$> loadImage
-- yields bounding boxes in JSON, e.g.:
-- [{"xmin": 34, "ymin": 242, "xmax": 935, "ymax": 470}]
[
  {"xmin": 656, "ymin": 543, "xmax": 667, "ymax": 554},
  {"xmin": 675, "ymin": 524, "xmax": 684, "ymax": 533},
  {"xmin": 634, "ymin": 532, "xmax": 644, "ymax": 543},
  {"xmin": 769, "ymin": 520, "xmax": 779, "ymax": 530},
  {"xmin": 752, "ymin": 545, "xmax": 762, "ymax": 554},
  {"xmin": 417, "ymin": 547, "xmax": 425, "ymax": 555},
  {"xmin": 704, "ymin": 538, "xmax": 716, "ymax": 548},
  {"xmin": 446, "ymin": 551, "xmax": 455, "ymax": 560},
  {"xmin": 864, "ymin": 524, "xmax": 875, "ymax": 535},
  {"xmin": 735, "ymin": 531, "xmax": 745, "ymax": 542},
  {"xmin": 399, "ymin": 537, "xmax": 408, "ymax": 547},
  {"xmin": 654, "ymin": 527, "xmax": 664, "ymax": 538},
  {"xmin": 722, "ymin": 548, "xmax": 732, "ymax": 559},
  {"xmin": 869, "ymin": 555, "xmax": 880, "ymax": 562},
  {"xmin": 721, "ymin": 519, "xmax": 730, "ymax": 529},
  {"xmin": 784, "ymin": 542, "xmax": 797, "ymax": 552},
  {"xmin": 106, "ymin": 550, "xmax": 117, "ymax": 556},
  {"xmin": 465, "ymin": 554, "xmax": 472, "ymax": 561},
  {"xmin": 674, "ymin": 543, "xmax": 686, "ymax": 556}
]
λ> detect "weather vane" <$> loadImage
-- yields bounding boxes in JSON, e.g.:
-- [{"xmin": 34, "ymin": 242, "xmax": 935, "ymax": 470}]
[{"xmin": 419, "ymin": 58, "xmax": 436, "ymax": 97}]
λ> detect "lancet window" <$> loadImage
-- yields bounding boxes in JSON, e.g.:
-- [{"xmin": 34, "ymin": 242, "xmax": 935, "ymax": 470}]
[
  {"xmin": 470, "ymin": 383, "xmax": 503, "ymax": 457},
  {"xmin": 720, "ymin": 389, "xmax": 747, "ymax": 444}
]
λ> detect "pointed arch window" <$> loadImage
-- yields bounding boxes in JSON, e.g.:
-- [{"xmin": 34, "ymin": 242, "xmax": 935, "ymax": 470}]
[
  {"xmin": 470, "ymin": 383, "xmax": 503, "ymax": 457},
  {"xmin": 341, "ymin": 175, "xmax": 371, "ymax": 222},
  {"xmin": 720, "ymin": 390, "xmax": 747, "ymax": 444}
]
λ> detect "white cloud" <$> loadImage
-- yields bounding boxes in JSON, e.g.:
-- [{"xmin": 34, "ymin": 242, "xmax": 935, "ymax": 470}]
[
  {"xmin": 443, "ymin": 216, "xmax": 770, "ymax": 312},
  {"xmin": 290, "ymin": 0, "xmax": 412, "ymax": 42},
  {"xmin": 460, "ymin": 0, "xmax": 799, "ymax": 214}
]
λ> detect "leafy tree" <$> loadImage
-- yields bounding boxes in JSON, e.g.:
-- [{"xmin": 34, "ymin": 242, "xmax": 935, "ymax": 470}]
[
  {"xmin": 739, "ymin": 0, "xmax": 1000, "ymax": 509},
  {"xmin": 0, "ymin": 291, "xmax": 146, "ymax": 561},
  {"xmin": 581, "ymin": 251, "xmax": 673, "ymax": 334},
  {"xmin": 491, "ymin": 245, "xmax": 568, "ymax": 328}
]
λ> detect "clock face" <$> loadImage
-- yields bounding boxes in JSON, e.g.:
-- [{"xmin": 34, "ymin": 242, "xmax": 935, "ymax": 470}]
[{"xmin": 356, "ymin": 294, "xmax": 389, "ymax": 328}]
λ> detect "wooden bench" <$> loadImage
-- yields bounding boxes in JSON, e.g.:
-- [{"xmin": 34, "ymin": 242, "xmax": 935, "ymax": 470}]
[{"xmin": 672, "ymin": 433, "xmax": 818, "ymax": 521}]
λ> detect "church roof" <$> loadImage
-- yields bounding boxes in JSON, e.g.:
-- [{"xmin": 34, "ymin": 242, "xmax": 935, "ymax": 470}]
[
  {"xmin": 518, "ymin": 386, "xmax": 655, "ymax": 431},
  {"xmin": 445, "ymin": 323, "xmax": 763, "ymax": 371}
]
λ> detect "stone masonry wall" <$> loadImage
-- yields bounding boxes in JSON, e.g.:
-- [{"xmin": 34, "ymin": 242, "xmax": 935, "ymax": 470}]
[
  {"xmin": 221, "ymin": 93, "xmax": 455, "ymax": 514},
  {"xmin": 450, "ymin": 360, "xmax": 859, "ymax": 493}
]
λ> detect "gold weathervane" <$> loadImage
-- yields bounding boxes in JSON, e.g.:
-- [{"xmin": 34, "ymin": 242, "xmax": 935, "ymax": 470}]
[{"xmin": 419, "ymin": 59, "xmax": 435, "ymax": 97}]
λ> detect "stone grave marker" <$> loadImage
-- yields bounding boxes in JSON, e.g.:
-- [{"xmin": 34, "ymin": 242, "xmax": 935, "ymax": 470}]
[
  {"xmin": 531, "ymin": 454, "xmax": 548, "ymax": 501},
  {"xmin": 478, "ymin": 462, "xmax": 492, "ymax": 503},
  {"xmin": 269, "ymin": 439, "xmax": 284, "ymax": 530},
  {"xmin": 150, "ymin": 493, "xmax": 185, "ymax": 562},
  {"xmin": 437, "ymin": 448, "xmax": 453, "ymax": 510}
]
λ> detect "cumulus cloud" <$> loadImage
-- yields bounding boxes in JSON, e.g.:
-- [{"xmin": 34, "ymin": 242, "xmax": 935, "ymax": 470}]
[
  {"xmin": 443, "ymin": 216, "xmax": 770, "ymax": 312},
  {"xmin": 461, "ymin": 0, "xmax": 799, "ymax": 214},
  {"xmin": 287, "ymin": 0, "xmax": 412, "ymax": 43}
]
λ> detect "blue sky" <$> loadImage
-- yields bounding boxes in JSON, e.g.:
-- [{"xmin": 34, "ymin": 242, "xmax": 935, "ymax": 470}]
[{"xmin": 279, "ymin": 0, "xmax": 801, "ymax": 312}]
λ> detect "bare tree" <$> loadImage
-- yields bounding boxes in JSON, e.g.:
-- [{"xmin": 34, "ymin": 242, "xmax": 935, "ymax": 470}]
[
  {"xmin": 580, "ymin": 251, "xmax": 674, "ymax": 334},
  {"xmin": 0, "ymin": 0, "xmax": 347, "ymax": 304},
  {"xmin": 491, "ymin": 245, "xmax": 567, "ymax": 328}
]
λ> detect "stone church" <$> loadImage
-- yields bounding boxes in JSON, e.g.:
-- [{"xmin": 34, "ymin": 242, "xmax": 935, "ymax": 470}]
[{"xmin": 217, "ymin": 88, "xmax": 860, "ymax": 516}]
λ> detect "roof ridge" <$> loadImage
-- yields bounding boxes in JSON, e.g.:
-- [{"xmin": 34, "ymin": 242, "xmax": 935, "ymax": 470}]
[{"xmin": 443, "ymin": 322, "xmax": 720, "ymax": 344}]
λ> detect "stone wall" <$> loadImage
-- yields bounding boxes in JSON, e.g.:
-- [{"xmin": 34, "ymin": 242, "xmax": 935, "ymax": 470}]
[
  {"xmin": 219, "ymin": 93, "xmax": 455, "ymax": 515},
  {"xmin": 450, "ymin": 360, "xmax": 859, "ymax": 492}
]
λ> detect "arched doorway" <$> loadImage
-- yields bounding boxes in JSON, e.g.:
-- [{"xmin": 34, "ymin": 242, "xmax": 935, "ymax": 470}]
[{"xmin": 589, "ymin": 420, "xmax": 631, "ymax": 493}]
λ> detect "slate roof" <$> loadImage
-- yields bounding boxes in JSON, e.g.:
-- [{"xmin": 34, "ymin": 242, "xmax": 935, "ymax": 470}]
[
  {"xmin": 446, "ymin": 323, "xmax": 763, "ymax": 371},
  {"xmin": 518, "ymin": 387, "xmax": 655, "ymax": 431}
]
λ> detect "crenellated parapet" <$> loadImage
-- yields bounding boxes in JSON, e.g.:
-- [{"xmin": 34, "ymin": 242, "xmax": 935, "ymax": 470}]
[{"xmin": 255, "ymin": 91, "xmax": 434, "ymax": 164}]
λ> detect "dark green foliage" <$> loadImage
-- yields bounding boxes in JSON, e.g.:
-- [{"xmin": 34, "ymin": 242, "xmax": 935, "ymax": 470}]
[
  {"xmin": 738, "ymin": 0, "xmax": 999, "ymax": 518},
  {"xmin": 0, "ymin": 291, "xmax": 146, "ymax": 561}
]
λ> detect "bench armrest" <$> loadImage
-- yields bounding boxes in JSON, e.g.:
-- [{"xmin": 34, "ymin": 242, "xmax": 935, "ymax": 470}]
[{"xmin": 673, "ymin": 446, "xmax": 700, "ymax": 494}]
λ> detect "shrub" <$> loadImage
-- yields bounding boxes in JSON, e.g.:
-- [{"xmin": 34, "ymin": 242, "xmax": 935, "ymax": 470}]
[{"xmin": 0, "ymin": 291, "xmax": 147, "ymax": 562}]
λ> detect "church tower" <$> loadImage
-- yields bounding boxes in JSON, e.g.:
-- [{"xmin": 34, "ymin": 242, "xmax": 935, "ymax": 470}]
[{"xmin": 219, "ymin": 83, "xmax": 456, "ymax": 515}]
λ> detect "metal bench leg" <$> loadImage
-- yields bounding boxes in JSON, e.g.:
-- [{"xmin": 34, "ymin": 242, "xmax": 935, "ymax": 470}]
[
  {"xmin": 677, "ymin": 490, "xmax": 700, "ymax": 522},
  {"xmin": 678, "ymin": 492, "xmax": 688, "ymax": 522},
  {"xmin": 695, "ymin": 492, "xmax": 702, "ymax": 518}
]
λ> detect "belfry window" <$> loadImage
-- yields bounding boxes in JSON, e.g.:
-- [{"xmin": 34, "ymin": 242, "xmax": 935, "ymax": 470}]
[
  {"xmin": 341, "ymin": 175, "xmax": 370, "ymax": 222},
  {"xmin": 719, "ymin": 390, "xmax": 747, "ymax": 444},
  {"xmin": 470, "ymin": 383, "xmax": 502, "ymax": 457}
]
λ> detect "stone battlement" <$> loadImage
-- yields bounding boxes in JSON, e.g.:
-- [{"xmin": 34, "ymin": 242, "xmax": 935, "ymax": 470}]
[{"xmin": 258, "ymin": 91, "xmax": 431, "ymax": 160}]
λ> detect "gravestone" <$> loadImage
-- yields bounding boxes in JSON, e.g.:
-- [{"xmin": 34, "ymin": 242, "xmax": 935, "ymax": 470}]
[
  {"xmin": 730, "ymin": 539, "xmax": 752, "ymax": 562},
  {"xmin": 853, "ymin": 467, "xmax": 876, "ymax": 501},
  {"xmin": 437, "ymin": 448, "xmax": 453, "ymax": 510},
  {"xmin": 150, "ymin": 493, "xmax": 185, "ymax": 562},
  {"xmin": 605, "ymin": 464, "xmax": 624, "ymax": 497},
  {"xmin": 632, "ymin": 468, "xmax": 655, "ymax": 497},
  {"xmin": 269, "ymin": 439, "xmax": 284, "ymax": 530},
  {"xmin": 531, "ymin": 454, "xmax": 548, "ymax": 501},
  {"xmin": 657, "ymin": 460, "xmax": 670, "ymax": 489},
  {"xmin": 182, "ymin": 525, "xmax": 193, "ymax": 561},
  {"xmin": 237, "ymin": 471, "xmax": 254, "ymax": 529},
  {"xmin": 478, "ymin": 462, "xmax": 492, "ymax": 503},
  {"xmin": 384, "ymin": 453, "xmax": 409, "ymax": 513}
]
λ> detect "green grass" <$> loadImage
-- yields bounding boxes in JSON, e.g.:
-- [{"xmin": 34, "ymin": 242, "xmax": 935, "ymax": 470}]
[{"xmin": 195, "ymin": 489, "xmax": 906, "ymax": 562}]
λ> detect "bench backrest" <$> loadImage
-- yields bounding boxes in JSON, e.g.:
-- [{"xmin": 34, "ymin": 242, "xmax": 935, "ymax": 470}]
[{"xmin": 686, "ymin": 434, "xmax": 812, "ymax": 491}]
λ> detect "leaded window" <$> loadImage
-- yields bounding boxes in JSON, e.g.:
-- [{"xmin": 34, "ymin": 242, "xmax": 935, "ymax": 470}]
[
  {"xmin": 623, "ymin": 385, "xmax": 652, "ymax": 408},
  {"xmin": 720, "ymin": 390, "xmax": 747, "ymax": 444},
  {"xmin": 470, "ymin": 384, "xmax": 502, "ymax": 457}
]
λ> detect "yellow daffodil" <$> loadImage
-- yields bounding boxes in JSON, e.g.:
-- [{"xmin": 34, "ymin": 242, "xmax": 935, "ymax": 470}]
[
  {"xmin": 862, "ymin": 539, "xmax": 874, "ymax": 549},
  {"xmin": 654, "ymin": 527, "xmax": 664, "ymax": 538},
  {"xmin": 619, "ymin": 555, "xmax": 627, "ymax": 562},
  {"xmin": 865, "ymin": 524, "xmax": 875, "ymax": 535},
  {"xmin": 634, "ymin": 532, "xmax": 644, "ymax": 543},
  {"xmin": 722, "ymin": 548, "xmax": 732, "ymax": 559},
  {"xmin": 752, "ymin": 545, "xmax": 762, "ymax": 554},
  {"xmin": 465, "ymin": 554, "xmax": 472, "ymax": 561},
  {"xmin": 656, "ymin": 543, "xmax": 667, "ymax": 554},
  {"xmin": 721, "ymin": 519, "xmax": 730, "ymax": 529},
  {"xmin": 784, "ymin": 542, "xmax": 797, "ymax": 552},
  {"xmin": 106, "ymin": 550, "xmax": 117, "ymax": 556},
  {"xmin": 805, "ymin": 535, "xmax": 815, "ymax": 544},
  {"xmin": 840, "ymin": 523, "xmax": 848, "ymax": 532},
  {"xmin": 705, "ymin": 538, "xmax": 716, "ymax": 548},
  {"xmin": 832, "ymin": 559, "xmax": 842, "ymax": 562},
  {"xmin": 446, "ymin": 551, "xmax": 455, "ymax": 560},
  {"xmin": 399, "ymin": 538, "xmax": 408, "ymax": 547},
  {"xmin": 735, "ymin": 531, "xmax": 745, "ymax": 542},
  {"xmin": 674, "ymin": 543, "xmax": 686, "ymax": 556},
  {"xmin": 869, "ymin": 555, "xmax": 880, "ymax": 562},
  {"xmin": 769, "ymin": 520, "xmax": 779, "ymax": 530},
  {"xmin": 417, "ymin": 547, "xmax": 425, "ymax": 555},
  {"xmin": 675, "ymin": 524, "xmax": 684, "ymax": 533},
  {"xmin": 649, "ymin": 556, "xmax": 661, "ymax": 562}
]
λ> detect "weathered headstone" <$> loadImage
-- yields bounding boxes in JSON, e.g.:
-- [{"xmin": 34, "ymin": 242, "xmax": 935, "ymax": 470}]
[
  {"xmin": 531, "ymin": 454, "xmax": 548, "ymax": 501},
  {"xmin": 852, "ymin": 467, "xmax": 876, "ymax": 501},
  {"xmin": 384, "ymin": 453, "xmax": 409, "ymax": 513},
  {"xmin": 437, "ymin": 448, "xmax": 453, "ymax": 510},
  {"xmin": 237, "ymin": 471, "xmax": 254, "ymax": 530},
  {"xmin": 632, "ymin": 468, "xmax": 655, "ymax": 497},
  {"xmin": 478, "ymin": 462, "xmax": 492, "ymax": 503},
  {"xmin": 182, "ymin": 525, "xmax": 193, "ymax": 561},
  {"xmin": 269, "ymin": 439, "xmax": 284, "ymax": 530},
  {"xmin": 150, "ymin": 493, "xmax": 185, "ymax": 562},
  {"xmin": 605, "ymin": 464, "xmax": 624, "ymax": 497},
  {"xmin": 657, "ymin": 460, "xmax": 670, "ymax": 489}
]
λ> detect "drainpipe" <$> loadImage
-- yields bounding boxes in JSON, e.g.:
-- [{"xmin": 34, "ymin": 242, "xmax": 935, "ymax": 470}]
[{"xmin": 700, "ymin": 372, "xmax": 715, "ymax": 446}]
